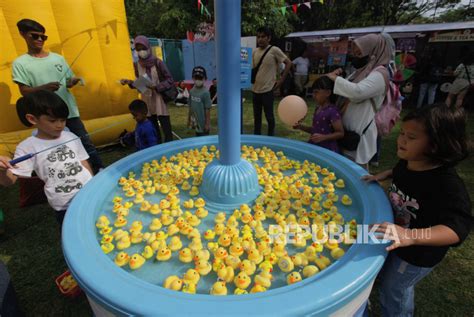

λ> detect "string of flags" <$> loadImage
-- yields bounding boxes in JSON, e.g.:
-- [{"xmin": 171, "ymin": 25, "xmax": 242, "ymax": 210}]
[
  {"xmin": 279, "ymin": 0, "xmax": 325, "ymax": 16},
  {"xmin": 196, "ymin": 0, "xmax": 325, "ymax": 18}
]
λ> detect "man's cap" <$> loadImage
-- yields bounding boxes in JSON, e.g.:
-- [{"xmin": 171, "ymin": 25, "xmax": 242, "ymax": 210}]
[{"xmin": 192, "ymin": 66, "xmax": 207, "ymax": 78}]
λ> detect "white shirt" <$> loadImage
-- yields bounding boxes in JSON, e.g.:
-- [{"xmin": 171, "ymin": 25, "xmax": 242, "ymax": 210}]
[
  {"xmin": 10, "ymin": 131, "xmax": 92, "ymax": 211},
  {"xmin": 292, "ymin": 57, "xmax": 310, "ymax": 76},
  {"xmin": 334, "ymin": 71, "xmax": 386, "ymax": 164}
]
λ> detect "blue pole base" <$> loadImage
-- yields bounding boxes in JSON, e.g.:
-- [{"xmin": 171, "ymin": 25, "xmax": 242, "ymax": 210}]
[{"xmin": 200, "ymin": 158, "xmax": 260, "ymax": 209}]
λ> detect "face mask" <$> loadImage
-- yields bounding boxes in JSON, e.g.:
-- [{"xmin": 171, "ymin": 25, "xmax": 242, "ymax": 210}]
[
  {"xmin": 194, "ymin": 80, "xmax": 204, "ymax": 87},
  {"xmin": 137, "ymin": 50, "xmax": 149, "ymax": 59},
  {"xmin": 351, "ymin": 55, "xmax": 369, "ymax": 69}
]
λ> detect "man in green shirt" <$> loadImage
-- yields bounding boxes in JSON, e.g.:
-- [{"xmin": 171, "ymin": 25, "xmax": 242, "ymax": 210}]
[{"xmin": 12, "ymin": 19, "xmax": 103, "ymax": 173}]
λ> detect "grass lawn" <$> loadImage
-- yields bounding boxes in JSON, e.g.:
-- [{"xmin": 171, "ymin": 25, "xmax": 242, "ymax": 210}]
[{"xmin": 0, "ymin": 97, "xmax": 473, "ymax": 316}]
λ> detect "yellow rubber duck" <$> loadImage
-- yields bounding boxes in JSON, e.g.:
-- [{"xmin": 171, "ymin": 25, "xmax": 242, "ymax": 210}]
[
  {"xmin": 100, "ymin": 234, "xmax": 114, "ymax": 245},
  {"xmin": 186, "ymin": 214, "xmax": 201, "ymax": 227},
  {"xmin": 203, "ymin": 229, "xmax": 216, "ymax": 241},
  {"xmin": 149, "ymin": 204, "xmax": 161, "ymax": 215},
  {"xmin": 234, "ymin": 288, "xmax": 248, "ymax": 295},
  {"xmin": 189, "ymin": 238, "xmax": 203, "ymax": 252},
  {"xmin": 134, "ymin": 194, "xmax": 144, "ymax": 204},
  {"xmin": 193, "ymin": 249, "xmax": 211, "ymax": 262},
  {"xmin": 169, "ymin": 236, "xmax": 183, "ymax": 251},
  {"xmin": 167, "ymin": 224, "xmax": 180, "ymax": 236},
  {"xmin": 156, "ymin": 244, "xmax": 172, "ymax": 261},
  {"xmin": 129, "ymin": 254, "xmax": 146, "ymax": 270},
  {"xmin": 303, "ymin": 265, "xmax": 320, "ymax": 278},
  {"xmin": 181, "ymin": 181, "xmax": 191, "ymax": 191},
  {"xmin": 335, "ymin": 179, "xmax": 345, "ymax": 188},
  {"xmin": 314, "ymin": 255, "xmax": 331, "ymax": 271},
  {"xmin": 189, "ymin": 186, "xmax": 199, "ymax": 196},
  {"xmin": 214, "ymin": 247, "xmax": 228, "ymax": 261},
  {"xmin": 278, "ymin": 256, "xmax": 295, "ymax": 273},
  {"xmin": 331, "ymin": 247, "xmax": 345, "ymax": 260},
  {"xmin": 155, "ymin": 231, "xmax": 168, "ymax": 241},
  {"xmin": 114, "ymin": 216, "xmax": 128, "ymax": 228},
  {"xmin": 183, "ymin": 199, "xmax": 194, "ymax": 209},
  {"xmin": 214, "ymin": 212, "xmax": 226, "ymax": 224},
  {"xmin": 223, "ymin": 255, "xmax": 240, "ymax": 270},
  {"xmin": 341, "ymin": 194, "xmax": 352, "ymax": 205},
  {"xmin": 139, "ymin": 201, "xmax": 151, "ymax": 212},
  {"xmin": 117, "ymin": 235, "xmax": 131, "ymax": 250},
  {"xmin": 195, "ymin": 260, "xmax": 212, "ymax": 276},
  {"xmin": 96, "ymin": 215, "xmax": 110, "ymax": 229},
  {"xmin": 142, "ymin": 245, "xmax": 154, "ymax": 259},
  {"xmin": 287, "ymin": 271, "xmax": 302, "ymax": 285},
  {"xmin": 239, "ymin": 260, "xmax": 256, "ymax": 276},
  {"xmin": 229, "ymin": 243, "xmax": 244, "ymax": 257},
  {"xmin": 149, "ymin": 218, "xmax": 162, "ymax": 231},
  {"xmin": 160, "ymin": 214, "xmax": 174, "ymax": 226},
  {"xmin": 290, "ymin": 253, "xmax": 309, "ymax": 267},
  {"xmin": 195, "ymin": 207, "xmax": 208, "ymax": 219},
  {"xmin": 179, "ymin": 248, "xmax": 193, "ymax": 263},
  {"xmin": 164, "ymin": 275, "xmax": 183, "ymax": 291},
  {"xmin": 325, "ymin": 239, "xmax": 339, "ymax": 250},
  {"xmin": 182, "ymin": 281, "xmax": 197, "ymax": 294},
  {"xmin": 250, "ymin": 284, "xmax": 267, "ymax": 293},
  {"xmin": 247, "ymin": 249, "xmax": 263, "ymax": 264},
  {"xmin": 183, "ymin": 268, "xmax": 201, "ymax": 285},
  {"xmin": 114, "ymin": 252, "xmax": 129, "ymax": 267},
  {"xmin": 254, "ymin": 270, "xmax": 272, "ymax": 288},
  {"xmin": 234, "ymin": 272, "xmax": 252, "ymax": 290},
  {"xmin": 207, "ymin": 242, "xmax": 219, "ymax": 253},
  {"xmin": 210, "ymin": 281, "xmax": 228, "ymax": 296},
  {"xmin": 218, "ymin": 234, "xmax": 232, "ymax": 247},
  {"xmin": 130, "ymin": 231, "xmax": 143, "ymax": 244},
  {"xmin": 217, "ymin": 266, "xmax": 235, "ymax": 283},
  {"xmin": 101, "ymin": 243, "xmax": 115, "ymax": 254},
  {"xmin": 194, "ymin": 197, "xmax": 206, "ymax": 208}
]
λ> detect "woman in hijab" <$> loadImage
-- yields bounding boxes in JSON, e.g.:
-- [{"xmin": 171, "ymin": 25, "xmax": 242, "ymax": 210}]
[
  {"xmin": 121, "ymin": 35, "xmax": 175, "ymax": 143},
  {"xmin": 327, "ymin": 33, "xmax": 393, "ymax": 169}
]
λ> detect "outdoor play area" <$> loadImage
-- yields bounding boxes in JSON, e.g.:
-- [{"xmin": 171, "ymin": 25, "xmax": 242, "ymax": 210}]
[{"xmin": 0, "ymin": 0, "xmax": 473, "ymax": 316}]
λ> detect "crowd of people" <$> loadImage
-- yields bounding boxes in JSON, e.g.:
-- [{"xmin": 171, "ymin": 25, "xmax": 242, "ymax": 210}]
[{"xmin": 0, "ymin": 19, "xmax": 471, "ymax": 317}]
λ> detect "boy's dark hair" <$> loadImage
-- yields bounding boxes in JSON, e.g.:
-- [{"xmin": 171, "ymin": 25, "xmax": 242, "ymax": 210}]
[
  {"xmin": 403, "ymin": 103, "xmax": 468, "ymax": 166},
  {"xmin": 128, "ymin": 99, "xmax": 148, "ymax": 114},
  {"xmin": 17, "ymin": 19, "xmax": 45, "ymax": 34},
  {"xmin": 16, "ymin": 90, "xmax": 69, "ymax": 127},
  {"xmin": 312, "ymin": 76, "xmax": 337, "ymax": 103},
  {"xmin": 256, "ymin": 26, "xmax": 272, "ymax": 38}
]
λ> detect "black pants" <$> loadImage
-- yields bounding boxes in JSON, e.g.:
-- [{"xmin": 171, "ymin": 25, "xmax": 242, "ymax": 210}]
[
  {"xmin": 148, "ymin": 115, "xmax": 173, "ymax": 143},
  {"xmin": 66, "ymin": 117, "xmax": 104, "ymax": 173},
  {"xmin": 252, "ymin": 90, "xmax": 275, "ymax": 136}
]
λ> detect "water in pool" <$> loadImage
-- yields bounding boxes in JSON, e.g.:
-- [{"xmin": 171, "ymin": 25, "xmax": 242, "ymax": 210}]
[{"xmin": 95, "ymin": 145, "xmax": 362, "ymax": 295}]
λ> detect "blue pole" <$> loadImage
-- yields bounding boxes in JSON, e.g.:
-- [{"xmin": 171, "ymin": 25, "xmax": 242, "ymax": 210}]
[{"xmin": 215, "ymin": 0, "xmax": 240, "ymax": 165}]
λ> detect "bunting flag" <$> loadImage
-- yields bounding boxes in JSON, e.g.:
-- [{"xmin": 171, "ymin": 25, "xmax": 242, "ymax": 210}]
[
  {"xmin": 278, "ymin": 0, "xmax": 324, "ymax": 15},
  {"xmin": 197, "ymin": 0, "xmax": 201, "ymax": 11},
  {"xmin": 292, "ymin": 4, "xmax": 298, "ymax": 13},
  {"xmin": 304, "ymin": 2, "xmax": 311, "ymax": 9},
  {"xmin": 281, "ymin": 6, "xmax": 287, "ymax": 15}
]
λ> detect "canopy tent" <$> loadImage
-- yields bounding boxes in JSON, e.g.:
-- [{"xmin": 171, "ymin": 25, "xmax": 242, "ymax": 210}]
[{"xmin": 286, "ymin": 21, "xmax": 474, "ymax": 42}]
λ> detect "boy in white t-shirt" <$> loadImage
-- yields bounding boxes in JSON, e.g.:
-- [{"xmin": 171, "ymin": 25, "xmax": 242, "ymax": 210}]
[{"xmin": 0, "ymin": 90, "xmax": 93, "ymax": 226}]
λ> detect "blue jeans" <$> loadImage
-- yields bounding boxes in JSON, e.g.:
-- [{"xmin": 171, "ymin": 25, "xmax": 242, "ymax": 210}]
[
  {"xmin": 417, "ymin": 83, "xmax": 438, "ymax": 108},
  {"xmin": 378, "ymin": 252, "xmax": 434, "ymax": 317},
  {"xmin": 66, "ymin": 117, "xmax": 104, "ymax": 173}
]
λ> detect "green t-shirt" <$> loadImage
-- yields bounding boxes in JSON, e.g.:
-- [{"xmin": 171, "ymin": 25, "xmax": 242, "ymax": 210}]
[
  {"xmin": 188, "ymin": 87, "xmax": 211, "ymax": 133},
  {"xmin": 12, "ymin": 53, "xmax": 79, "ymax": 118}
]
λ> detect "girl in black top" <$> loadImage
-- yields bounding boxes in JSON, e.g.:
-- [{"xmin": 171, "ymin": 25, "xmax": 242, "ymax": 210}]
[{"xmin": 363, "ymin": 104, "xmax": 471, "ymax": 316}]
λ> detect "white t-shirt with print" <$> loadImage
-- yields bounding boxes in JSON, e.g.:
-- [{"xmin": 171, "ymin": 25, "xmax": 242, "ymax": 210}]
[{"xmin": 10, "ymin": 131, "xmax": 92, "ymax": 211}]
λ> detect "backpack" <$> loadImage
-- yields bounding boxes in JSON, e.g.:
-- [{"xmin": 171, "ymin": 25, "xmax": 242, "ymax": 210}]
[{"xmin": 371, "ymin": 66, "xmax": 402, "ymax": 136}]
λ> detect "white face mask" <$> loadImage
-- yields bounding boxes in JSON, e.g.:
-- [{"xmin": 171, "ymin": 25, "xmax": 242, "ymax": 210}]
[
  {"xmin": 194, "ymin": 80, "xmax": 204, "ymax": 87},
  {"xmin": 137, "ymin": 50, "xmax": 149, "ymax": 59}
]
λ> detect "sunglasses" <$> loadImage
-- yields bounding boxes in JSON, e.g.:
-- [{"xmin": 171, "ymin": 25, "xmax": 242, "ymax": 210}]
[{"xmin": 29, "ymin": 33, "xmax": 48, "ymax": 41}]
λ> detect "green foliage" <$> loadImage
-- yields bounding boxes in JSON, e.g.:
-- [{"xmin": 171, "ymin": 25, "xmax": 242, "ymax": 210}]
[{"xmin": 241, "ymin": 0, "xmax": 296, "ymax": 37}]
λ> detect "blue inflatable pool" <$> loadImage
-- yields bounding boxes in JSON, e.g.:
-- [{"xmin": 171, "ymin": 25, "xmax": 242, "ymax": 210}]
[{"xmin": 63, "ymin": 135, "xmax": 392, "ymax": 316}]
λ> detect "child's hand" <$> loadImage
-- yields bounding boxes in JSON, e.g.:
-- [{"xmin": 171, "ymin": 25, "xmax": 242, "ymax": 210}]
[
  {"xmin": 361, "ymin": 174, "xmax": 378, "ymax": 182},
  {"xmin": 309, "ymin": 133, "xmax": 326, "ymax": 143},
  {"xmin": 146, "ymin": 83, "xmax": 156, "ymax": 90},
  {"xmin": 370, "ymin": 222, "xmax": 416, "ymax": 251},
  {"xmin": 0, "ymin": 156, "xmax": 13, "ymax": 170},
  {"xmin": 292, "ymin": 120, "xmax": 302, "ymax": 130},
  {"xmin": 120, "ymin": 79, "xmax": 133, "ymax": 86}
]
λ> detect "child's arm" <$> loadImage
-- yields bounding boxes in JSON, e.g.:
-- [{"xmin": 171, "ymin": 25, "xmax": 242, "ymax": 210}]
[
  {"xmin": 372, "ymin": 223, "xmax": 462, "ymax": 252},
  {"xmin": 81, "ymin": 160, "xmax": 94, "ymax": 176},
  {"xmin": 0, "ymin": 156, "xmax": 18, "ymax": 186},
  {"xmin": 361, "ymin": 169, "xmax": 393, "ymax": 182},
  {"xmin": 293, "ymin": 120, "xmax": 313, "ymax": 134},
  {"xmin": 309, "ymin": 119, "xmax": 344, "ymax": 143}
]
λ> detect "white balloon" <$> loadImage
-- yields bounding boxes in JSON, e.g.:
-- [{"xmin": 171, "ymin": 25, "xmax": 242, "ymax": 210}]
[{"xmin": 277, "ymin": 95, "xmax": 308, "ymax": 126}]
